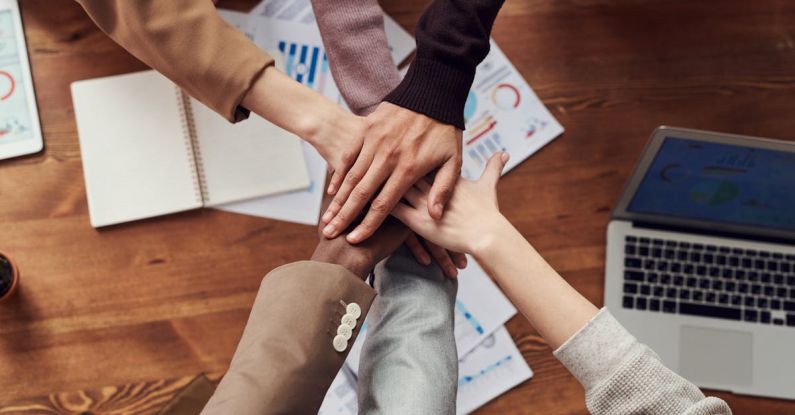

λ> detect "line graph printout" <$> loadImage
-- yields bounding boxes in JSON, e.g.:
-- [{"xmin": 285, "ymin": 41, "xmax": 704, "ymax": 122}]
[
  {"xmin": 457, "ymin": 326, "xmax": 533, "ymax": 414},
  {"xmin": 461, "ymin": 40, "xmax": 563, "ymax": 180},
  {"xmin": 0, "ymin": 11, "xmax": 32, "ymax": 144}
]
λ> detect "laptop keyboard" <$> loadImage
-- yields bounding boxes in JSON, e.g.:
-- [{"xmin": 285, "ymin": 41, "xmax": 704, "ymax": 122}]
[{"xmin": 622, "ymin": 235, "xmax": 795, "ymax": 327}]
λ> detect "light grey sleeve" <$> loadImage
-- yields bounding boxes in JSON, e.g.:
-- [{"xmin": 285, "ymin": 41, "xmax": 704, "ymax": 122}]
[
  {"xmin": 357, "ymin": 246, "xmax": 458, "ymax": 415},
  {"xmin": 554, "ymin": 308, "xmax": 732, "ymax": 415}
]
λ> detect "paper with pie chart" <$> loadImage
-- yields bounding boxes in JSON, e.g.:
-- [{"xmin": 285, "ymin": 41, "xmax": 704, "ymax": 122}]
[
  {"xmin": 461, "ymin": 40, "xmax": 564, "ymax": 179},
  {"xmin": 0, "ymin": 10, "xmax": 32, "ymax": 144}
]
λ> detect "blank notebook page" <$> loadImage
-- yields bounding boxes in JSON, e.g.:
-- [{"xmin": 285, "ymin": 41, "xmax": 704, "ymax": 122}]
[
  {"xmin": 189, "ymin": 97, "xmax": 309, "ymax": 206},
  {"xmin": 72, "ymin": 71, "xmax": 201, "ymax": 227}
]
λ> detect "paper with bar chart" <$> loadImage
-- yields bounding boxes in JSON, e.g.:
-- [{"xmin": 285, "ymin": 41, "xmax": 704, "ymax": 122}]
[
  {"xmin": 461, "ymin": 41, "xmax": 564, "ymax": 180},
  {"xmin": 248, "ymin": 0, "xmax": 415, "ymax": 65}
]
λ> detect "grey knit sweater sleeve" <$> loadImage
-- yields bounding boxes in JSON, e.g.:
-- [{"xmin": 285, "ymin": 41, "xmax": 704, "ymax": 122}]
[{"xmin": 554, "ymin": 308, "xmax": 732, "ymax": 415}]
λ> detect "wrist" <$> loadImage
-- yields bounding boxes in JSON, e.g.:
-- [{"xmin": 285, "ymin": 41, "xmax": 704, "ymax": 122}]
[
  {"xmin": 311, "ymin": 245, "xmax": 372, "ymax": 280},
  {"xmin": 471, "ymin": 215, "xmax": 520, "ymax": 263}
]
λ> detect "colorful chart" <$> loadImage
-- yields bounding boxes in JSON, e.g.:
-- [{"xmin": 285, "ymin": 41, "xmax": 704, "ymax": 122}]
[
  {"xmin": 491, "ymin": 83, "xmax": 520, "ymax": 110},
  {"xmin": 278, "ymin": 40, "xmax": 330, "ymax": 92},
  {"xmin": 0, "ymin": 70, "xmax": 15, "ymax": 100}
]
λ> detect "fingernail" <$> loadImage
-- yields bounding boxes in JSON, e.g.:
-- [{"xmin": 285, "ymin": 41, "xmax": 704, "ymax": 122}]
[
  {"xmin": 434, "ymin": 203, "xmax": 443, "ymax": 216},
  {"xmin": 456, "ymin": 257, "xmax": 468, "ymax": 268},
  {"xmin": 447, "ymin": 267, "xmax": 458, "ymax": 278},
  {"xmin": 323, "ymin": 224, "xmax": 336, "ymax": 237},
  {"xmin": 327, "ymin": 183, "xmax": 336, "ymax": 194},
  {"xmin": 422, "ymin": 256, "xmax": 432, "ymax": 266},
  {"xmin": 501, "ymin": 152, "xmax": 510, "ymax": 163},
  {"xmin": 322, "ymin": 211, "xmax": 333, "ymax": 223},
  {"xmin": 347, "ymin": 229, "xmax": 361, "ymax": 243}
]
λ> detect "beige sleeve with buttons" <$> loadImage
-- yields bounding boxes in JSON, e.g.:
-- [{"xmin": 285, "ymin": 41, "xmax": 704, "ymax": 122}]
[{"xmin": 201, "ymin": 261, "xmax": 375, "ymax": 415}]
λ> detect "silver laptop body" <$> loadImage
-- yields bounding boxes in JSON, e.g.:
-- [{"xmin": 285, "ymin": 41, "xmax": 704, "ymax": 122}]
[{"xmin": 605, "ymin": 126, "xmax": 795, "ymax": 399}]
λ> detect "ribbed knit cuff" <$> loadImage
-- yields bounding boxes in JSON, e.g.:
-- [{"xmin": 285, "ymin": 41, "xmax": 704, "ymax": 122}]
[
  {"xmin": 384, "ymin": 58, "xmax": 475, "ymax": 130},
  {"xmin": 553, "ymin": 308, "xmax": 640, "ymax": 391}
]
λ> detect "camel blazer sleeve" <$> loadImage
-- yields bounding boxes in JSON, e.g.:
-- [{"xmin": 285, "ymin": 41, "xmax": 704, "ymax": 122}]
[
  {"xmin": 74, "ymin": 0, "xmax": 274, "ymax": 122},
  {"xmin": 200, "ymin": 261, "xmax": 376, "ymax": 415}
]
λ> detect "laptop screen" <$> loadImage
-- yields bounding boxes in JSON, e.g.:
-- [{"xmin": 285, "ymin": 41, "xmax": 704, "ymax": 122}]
[{"xmin": 627, "ymin": 137, "xmax": 795, "ymax": 232}]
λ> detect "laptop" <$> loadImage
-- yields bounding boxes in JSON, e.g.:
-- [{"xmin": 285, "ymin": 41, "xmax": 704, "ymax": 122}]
[{"xmin": 605, "ymin": 126, "xmax": 795, "ymax": 400}]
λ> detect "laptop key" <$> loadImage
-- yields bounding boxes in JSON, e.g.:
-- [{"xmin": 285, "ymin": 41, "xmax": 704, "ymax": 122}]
[
  {"xmin": 636, "ymin": 297, "xmax": 647, "ymax": 310},
  {"xmin": 758, "ymin": 298, "xmax": 768, "ymax": 308},
  {"xmin": 771, "ymin": 299, "xmax": 781, "ymax": 310},
  {"xmin": 744, "ymin": 309, "xmax": 758, "ymax": 322},
  {"xmin": 624, "ymin": 283, "xmax": 638, "ymax": 294},
  {"xmin": 625, "ymin": 245, "xmax": 637, "ymax": 255},
  {"xmin": 788, "ymin": 314, "xmax": 795, "ymax": 327},
  {"xmin": 663, "ymin": 300, "xmax": 676, "ymax": 313},
  {"xmin": 649, "ymin": 299, "xmax": 660, "ymax": 311},
  {"xmin": 731, "ymin": 295, "xmax": 742, "ymax": 306},
  {"xmin": 718, "ymin": 293, "xmax": 729, "ymax": 304},
  {"xmin": 625, "ymin": 257, "xmax": 642, "ymax": 268},
  {"xmin": 625, "ymin": 270, "xmax": 644, "ymax": 282},
  {"xmin": 784, "ymin": 301, "xmax": 795, "ymax": 312},
  {"xmin": 774, "ymin": 318, "xmax": 784, "ymax": 326},
  {"xmin": 623, "ymin": 296, "xmax": 634, "ymax": 309},
  {"xmin": 678, "ymin": 302, "xmax": 741, "ymax": 320},
  {"xmin": 693, "ymin": 291, "xmax": 704, "ymax": 301},
  {"xmin": 761, "ymin": 311, "xmax": 771, "ymax": 324},
  {"xmin": 640, "ymin": 284, "xmax": 651, "ymax": 295}
]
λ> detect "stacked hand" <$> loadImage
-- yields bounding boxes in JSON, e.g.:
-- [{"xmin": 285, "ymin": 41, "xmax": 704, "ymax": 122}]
[
  {"xmin": 314, "ymin": 102, "xmax": 467, "ymax": 277},
  {"xmin": 392, "ymin": 152, "xmax": 510, "ymax": 257}
]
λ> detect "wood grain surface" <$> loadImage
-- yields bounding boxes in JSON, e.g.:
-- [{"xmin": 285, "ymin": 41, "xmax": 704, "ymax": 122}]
[{"xmin": 2, "ymin": 0, "xmax": 795, "ymax": 413}]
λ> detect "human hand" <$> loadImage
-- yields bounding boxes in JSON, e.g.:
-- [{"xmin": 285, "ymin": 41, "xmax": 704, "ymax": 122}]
[
  {"xmin": 240, "ymin": 67, "xmax": 365, "ymax": 191},
  {"xmin": 320, "ymin": 102, "xmax": 463, "ymax": 244},
  {"xmin": 392, "ymin": 152, "xmax": 510, "ymax": 256},
  {"xmin": 311, "ymin": 194, "xmax": 410, "ymax": 279},
  {"xmin": 404, "ymin": 233, "xmax": 467, "ymax": 278}
]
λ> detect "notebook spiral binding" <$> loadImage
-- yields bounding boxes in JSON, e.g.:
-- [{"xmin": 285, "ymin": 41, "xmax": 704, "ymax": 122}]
[{"xmin": 176, "ymin": 89, "xmax": 208, "ymax": 204}]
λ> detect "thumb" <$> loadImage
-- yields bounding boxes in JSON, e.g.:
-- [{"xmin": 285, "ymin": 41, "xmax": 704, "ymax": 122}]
[
  {"xmin": 427, "ymin": 158, "xmax": 461, "ymax": 220},
  {"xmin": 479, "ymin": 152, "xmax": 509, "ymax": 188}
]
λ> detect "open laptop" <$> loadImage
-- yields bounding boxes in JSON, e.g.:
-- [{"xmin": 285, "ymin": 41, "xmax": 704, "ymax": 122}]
[{"xmin": 605, "ymin": 126, "xmax": 795, "ymax": 400}]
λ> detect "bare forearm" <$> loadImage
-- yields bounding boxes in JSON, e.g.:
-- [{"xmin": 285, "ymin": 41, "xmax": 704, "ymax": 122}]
[
  {"xmin": 474, "ymin": 218, "xmax": 598, "ymax": 349},
  {"xmin": 241, "ymin": 67, "xmax": 350, "ymax": 146}
]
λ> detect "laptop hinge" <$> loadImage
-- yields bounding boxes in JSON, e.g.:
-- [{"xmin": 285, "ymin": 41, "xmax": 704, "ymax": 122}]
[{"xmin": 632, "ymin": 221, "xmax": 795, "ymax": 246}]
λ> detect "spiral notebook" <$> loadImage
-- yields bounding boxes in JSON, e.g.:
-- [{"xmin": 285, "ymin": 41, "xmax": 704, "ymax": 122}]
[{"xmin": 72, "ymin": 70, "xmax": 310, "ymax": 228}]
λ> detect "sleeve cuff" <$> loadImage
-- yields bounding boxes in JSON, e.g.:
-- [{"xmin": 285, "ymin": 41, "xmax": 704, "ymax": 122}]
[
  {"xmin": 383, "ymin": 58, "xmax": 475, "ymax": 129},
  {"xmin": 553, "ymin": 308, "xmax": 642, "ymax": 391}
]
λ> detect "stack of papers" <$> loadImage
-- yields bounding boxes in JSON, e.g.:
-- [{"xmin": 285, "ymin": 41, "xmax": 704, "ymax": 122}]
[{"xmin": 338, "ymin": 258, "xmax": 533, "ymax": 414}]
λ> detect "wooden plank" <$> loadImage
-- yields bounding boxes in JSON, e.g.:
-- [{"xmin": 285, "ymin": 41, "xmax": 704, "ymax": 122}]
[{"xmin": 1, "ymin": 0, "xmax": 794, "ymax": 414}]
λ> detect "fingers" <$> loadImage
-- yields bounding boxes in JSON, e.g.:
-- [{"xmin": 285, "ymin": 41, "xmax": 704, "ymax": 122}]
[
  {"xmin": 427, "ymin": 158, "xmax": 461, "ymax": 220},
  {"xmin": 323, "ymin": 162, "xmax": 389, "ymax": 238},
  {"xmin": 480, "ymin": 151, "xmax": 509, "ymax": 188},
  {"xmin": 347, "ymin": 172, "xmax": 414, "ymax": 243},
  {"xmin": 391, "ymin": 202, "xmax": 421, "ymax": 228},
  {"xmin": 321, "ymin": 148, "xmax": 375, "ymax": 224},
  {"xmin": 450, "ymin": 251, "xmax": 468, "ymax": 269},
  {"xmin": 402, "ymin": 186, "xmax": 426, "ymax": 209},
  {"xmin": 327, "ymin": 169, "xmax": 345, "ymax": 196},
  {"xmin": 404, "ymin": 233, "xmax": 432, "ymax": 266},
  {"xmin": 425, "ymin": 241, "xmax": 459, "ymax": 278}
]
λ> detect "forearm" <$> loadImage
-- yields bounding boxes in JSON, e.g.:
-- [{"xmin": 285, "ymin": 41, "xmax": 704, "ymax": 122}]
[
  {"xmin": 241, "ymin": 67, "xmax": 356, "ymax": 148},
  {"xmin": 311, "ymin": 0, "xmax": 401, "ymax": 115},
  {"xmin": 76, "ymin": 0, "xmax": 273, "ymax": 123},
  {"xmin": 473, "ymin": 218, "xmax": 598, "ymax": 349}
]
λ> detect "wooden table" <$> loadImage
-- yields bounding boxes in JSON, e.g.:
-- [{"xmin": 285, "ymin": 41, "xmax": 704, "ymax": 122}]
[{"xmin": 2, "ymin": 0, "xmax": 794, "ymax": 413}]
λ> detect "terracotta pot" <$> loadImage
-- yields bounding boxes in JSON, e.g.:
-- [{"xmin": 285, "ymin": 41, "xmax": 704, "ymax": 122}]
[{"xmin": 0, "ymin": 251, "xmax": 19, "ymax": 303}]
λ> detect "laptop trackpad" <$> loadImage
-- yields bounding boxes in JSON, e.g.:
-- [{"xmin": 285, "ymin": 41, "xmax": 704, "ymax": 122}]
[{"xmin": 678, "ymin": 326, "xmax": 753, "ymax": 387}]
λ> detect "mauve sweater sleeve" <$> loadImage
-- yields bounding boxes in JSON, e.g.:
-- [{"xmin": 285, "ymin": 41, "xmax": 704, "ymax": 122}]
[
  {"xmin": 384, "ymin": 0, "xmax": 505, "ymax": 129},
  {"xmin": 311, "ymin": 0, "xmax": 401, "ymax": 116}
]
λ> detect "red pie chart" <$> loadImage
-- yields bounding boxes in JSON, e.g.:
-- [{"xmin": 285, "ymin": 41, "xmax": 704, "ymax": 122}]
[{"xmin": 0, "ymin": 70, "xmax": 15, "ymax": 101}]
